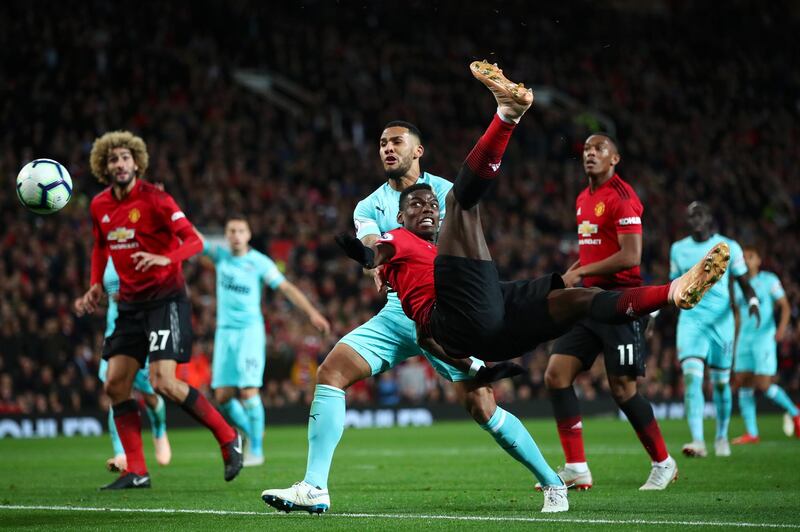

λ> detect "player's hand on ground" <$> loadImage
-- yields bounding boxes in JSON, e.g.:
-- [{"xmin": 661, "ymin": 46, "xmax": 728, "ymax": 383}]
[
  {"xmin": 562, "ymin": 268, "xmax": 583, "ymax": 288},
  {"xmin": 335, "ymin": 233, "xmax": 375, "ymax": 268},
  {"xmin": 132, "ymin": 251, "xmax": 171, "ymax": 272},
  {"xmin": 474, "ymin": 361, "xmax": 528, "ymax": 384},
  {"xmin": 74, "ymin": 284, "xmax": 104, "ymax": 316},
  {"xmin": 311, "ymin": 313, "xmax": 332, "ymax": 335}
]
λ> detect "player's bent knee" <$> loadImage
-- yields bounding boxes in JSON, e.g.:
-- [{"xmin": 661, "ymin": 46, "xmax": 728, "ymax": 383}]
[{"xmin": 544, "ymin": 366, "xmax": 571, "ymax": 390}]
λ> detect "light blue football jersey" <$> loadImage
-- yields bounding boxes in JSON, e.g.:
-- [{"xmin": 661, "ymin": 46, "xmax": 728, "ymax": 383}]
[
  {"xmin": 103, "ymin": 259, "xmax": 120, "ymax": 338},
  {"xmin": 353, "ymin": 171, "xmax": 452, "ymax": 310},
  {"xmin": 669, "ymin": 234, "xmax": 746, "ymax": 324},
  {"xmin": 735, "ymin": 270, "xmax": 785, "ymax": 341},
  {"xmin": 204, "ymin": 243, "xmax": 286, "ymax": 328}
]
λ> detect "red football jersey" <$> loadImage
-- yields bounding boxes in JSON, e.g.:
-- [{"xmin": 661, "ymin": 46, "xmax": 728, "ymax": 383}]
[
  {"xmin": 89, "ymin": 180, "xmax": 193, "ymax": 302},
  {"xmin": 575, "ymin": 173, "xmax": 643, "ymax": 289},
  {"xmin": 377, "ymin": 228, "xmax": 437, "ymax": 326}
]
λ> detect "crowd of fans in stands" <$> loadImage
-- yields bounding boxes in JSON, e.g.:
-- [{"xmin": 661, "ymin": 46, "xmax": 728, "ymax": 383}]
[{"xmin": 0, "ymin": 0, "xmax": 797, "ymax": 414}]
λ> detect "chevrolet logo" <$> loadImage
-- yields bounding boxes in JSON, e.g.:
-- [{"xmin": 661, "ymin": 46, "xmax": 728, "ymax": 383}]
[
  {"xmin": 577, "ymin": 220, "xmax": 598, "ymax": 237},
  {"xmin": 108, "ymin": 227, "xmax": 135, "ymax": 242}
]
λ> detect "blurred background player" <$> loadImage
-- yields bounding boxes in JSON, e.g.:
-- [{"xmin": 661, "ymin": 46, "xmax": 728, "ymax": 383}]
[
  {"xmin": 542, "ymin": 134, "xmax": 677, "ymax": 491},
  {"xmin": 99, "ymin": 258, "xmax": 170, "ymax": 473},
  {"xmin": 201, "ymin": 215, "xmax": 331, "ymax": 467},
  {"xmin": 74, "ymin": 131, "xmax": 242, "ymax": 489},
  {"xmin": 669, "ymin": 201, "xmax": 760, "ymax": 457},
  {"xmin": 262, "ymin": 76, "xmax": 568, "ymax": 514},
  {"xmin": 732, "ymin": 244, "xmax": 799, "ymax": 443}
]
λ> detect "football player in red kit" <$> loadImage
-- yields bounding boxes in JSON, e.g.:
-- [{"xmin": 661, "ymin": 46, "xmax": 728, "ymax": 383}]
[
  {"xmin": 75, "ymin": 131, "xmax": 242, "ymax": 490},
  {"xmin": 543, "ymin": 134, "xmax": 677, "ymax": 491}
]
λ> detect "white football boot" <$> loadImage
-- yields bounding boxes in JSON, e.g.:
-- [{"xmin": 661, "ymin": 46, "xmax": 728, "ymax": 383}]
[
  {"xmin": 681, "ymin": 441, "xmax": 707, "ymax": 458},
  {"xmin": 541, "ymin": 485, "xmax": 569, "ymax": 513},
  {"xmin": 639, "ymin": 456, "xmax": 678, "ymax": 490},
  {"xmin": 714, "ymin": 437, "xmax": 731, "ymax": 457},
  {"xmin": 262, "ymin": 481, "xmax": 330, "ymax": 514}
]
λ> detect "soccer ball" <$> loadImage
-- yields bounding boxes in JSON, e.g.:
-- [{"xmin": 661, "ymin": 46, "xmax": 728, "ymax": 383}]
[{"xmin": 16, "ymin": 159, "xmax": 73, "ymax": 214}]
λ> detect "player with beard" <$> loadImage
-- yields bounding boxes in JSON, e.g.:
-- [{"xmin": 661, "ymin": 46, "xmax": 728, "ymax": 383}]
[
  {"xmin": 262, "ymin": 72, "xmax": 567, "ymax": 514},
  {"xmin": 75, "ymin": 131, "xmax": 242, "ymax": 489}
]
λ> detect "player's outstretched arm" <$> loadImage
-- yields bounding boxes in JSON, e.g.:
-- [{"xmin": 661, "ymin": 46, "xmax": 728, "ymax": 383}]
[
  {"xmin": 335, "ymin": 233, "xmax": 394, "ymax": 269},
  {"xmin": 277, "ymin": 281, "xmax": 331, "ymax": 335}
]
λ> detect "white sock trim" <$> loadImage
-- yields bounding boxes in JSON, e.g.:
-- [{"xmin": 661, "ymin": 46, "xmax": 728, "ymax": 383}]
[{"xmin": 565, "ymin": 462, "xmax": 589, "ymax": 472}]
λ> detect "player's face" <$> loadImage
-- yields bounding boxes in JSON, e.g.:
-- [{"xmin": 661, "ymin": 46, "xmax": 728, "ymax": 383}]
[
  {"xmin": 379, "ymin": 127, "xmax": 423, "ymax": 181},
  {"xmin": 582, "ymin": 135, "xmax": 619, "ymax": 177},
  {"xmin": 399, "ymin": 190, "xmax": 440, "ymax": 240},
  {"xmin": 106, "ymin": 147, "xmax": 138, "ymax": 187},
  {"xmin": 687, "ymin": 203, "xmax": 712, "ymax": 234},
  {"xmin": 225, "ymin": 220, "xmax": 251, "ymax": 252},
  {"xmin": 744, "ymin": 249, "xmax": 761, "ymax": 271}
]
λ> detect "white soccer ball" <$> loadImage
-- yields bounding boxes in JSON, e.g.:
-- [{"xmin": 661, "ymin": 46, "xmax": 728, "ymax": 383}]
[{"xmin": 16, "ymin": 159, "xmax": 73, "ymax": 215}]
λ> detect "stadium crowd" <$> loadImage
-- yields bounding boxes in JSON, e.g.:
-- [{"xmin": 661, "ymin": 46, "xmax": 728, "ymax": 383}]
[{"xmin": 0, "ymin": 0, "xmax": 797, "ymax": 414}]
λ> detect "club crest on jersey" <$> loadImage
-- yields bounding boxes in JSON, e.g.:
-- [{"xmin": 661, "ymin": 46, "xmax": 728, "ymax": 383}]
[
  {"xmin": 594, "ymin": 201, "xmax": 605, "ymax": 217},
  {"xmin": 128, "ymin": 208, "xmax": 141, "ymax": 223},
  {"xmin": 107, "ymin": 227, "xmax": 135, "ymax": 242}
]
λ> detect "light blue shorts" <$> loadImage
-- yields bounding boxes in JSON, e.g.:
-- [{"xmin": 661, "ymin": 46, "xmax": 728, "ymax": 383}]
[
  {"xmin": 339, "ymin": 297, "xmax": 482, "ymax": 382},
  {"xmin": 676, "ymin": 315, "xmax": 734, "ymax": 369},
  {"xmin": 735, "ymin": 334, "xmax": 778, "ymax": 376},
  {"xmin": 98, "ymin": 358, "xmax": 155, "ymax": 395},
  {"xmin": 212, "ymin": 323, "xmax": 266, "ymax": 389}
]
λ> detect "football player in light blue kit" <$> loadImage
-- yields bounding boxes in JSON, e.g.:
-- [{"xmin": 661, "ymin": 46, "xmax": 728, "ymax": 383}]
[
  {"xmin": 263, "ymin": 103, "xmax": 564, "ymax": 513},
  {"xmin": 98, "ymin": 258, "xmax": 171, "ymax": 472},
  {"xmin": 732, "ymin": 244, "xmax": 798, "ymax": 443},
  {"xmin": 203, "ymin": 216, "xmax": 331, "ymax": 467},
  {"xmin": 669, "ymin": 201, "xmax": 760, "ymax": 457}
]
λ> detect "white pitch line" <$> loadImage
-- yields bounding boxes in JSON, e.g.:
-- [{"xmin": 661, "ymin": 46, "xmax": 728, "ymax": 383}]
[{"xmin": 1, "ymin": 504, "xmax": 799, "ymax": 529}]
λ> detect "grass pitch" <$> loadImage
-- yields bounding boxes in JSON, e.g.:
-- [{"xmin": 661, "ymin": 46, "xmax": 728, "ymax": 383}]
[{"xmin": 1, "ymin": 415, "xmax": 798, "ymax": 530}]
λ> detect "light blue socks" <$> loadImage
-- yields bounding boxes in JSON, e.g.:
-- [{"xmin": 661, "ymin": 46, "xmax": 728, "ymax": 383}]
[
  {"xmin": 738, "ymin": 387, "xmax": 758, "ymax": 436},
  {"xmin": 682, "ymin": 359, "xmax": 705, "ymax": 442},
  {"xmin": 304, "ymin": 385, "xmax": 346, "ymax": 489},
  {"xmin": 243, "ymin": 395, "xmax": 265, "ymax": 456},
  {"xmin": 481, "ymin": 407, "xmax": 563, "ymax": 487},
  {"xmin": 766, "ymin": 384, "xmax": 799, "ymax": 417},
  {"xmin": 220, "ymin": 398, "xmax": 250, "ymax": 434},
  {"xmin": 710, "ymin": 369, "xmax": 731, "ymax": 440},
  {"xmin": 145, "ymin": 395, "xmax": 167, "ymax": 439}
]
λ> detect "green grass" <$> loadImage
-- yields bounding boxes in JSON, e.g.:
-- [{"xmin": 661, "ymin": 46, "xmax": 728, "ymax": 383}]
[{"xmin": 1, "ymin": 415, "xmax": 798, "ymax": 530}]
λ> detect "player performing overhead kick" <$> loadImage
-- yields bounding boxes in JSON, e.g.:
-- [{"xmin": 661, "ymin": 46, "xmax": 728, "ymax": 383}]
[
  {"xmin": 336, "ymin": 61, "xmax": 730, "ymax": 374},
  {"xmin": 262, "ymin": 62, "xmax": 570, "ymax": 515}
]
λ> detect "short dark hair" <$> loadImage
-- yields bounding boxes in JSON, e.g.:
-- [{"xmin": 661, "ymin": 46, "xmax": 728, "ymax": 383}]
[
  {"xmin": 383, "ymin": 120, "xmax": 422, "ymax": 142},
  {"xmin": 226, "ymin": 214, "xmax": 249, "ymax": 225},
  {"xmin": 399, "ymin": 183, "xmax": 433, "ymax": 210},
  {"xmin": 589, "ymin": 132, "xmax": 620, "ymax": 153}
]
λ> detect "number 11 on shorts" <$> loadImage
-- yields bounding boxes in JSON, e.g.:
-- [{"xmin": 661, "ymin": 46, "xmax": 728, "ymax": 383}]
[{"xmin": 618, "ymin": 343, "xmax": 634, "ymax": 365}]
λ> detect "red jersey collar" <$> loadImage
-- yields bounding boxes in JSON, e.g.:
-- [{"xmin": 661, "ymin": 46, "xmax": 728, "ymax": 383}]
[{"xmin": 588, "ymin": 173, "xmax": 620, "ymax": 195}]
